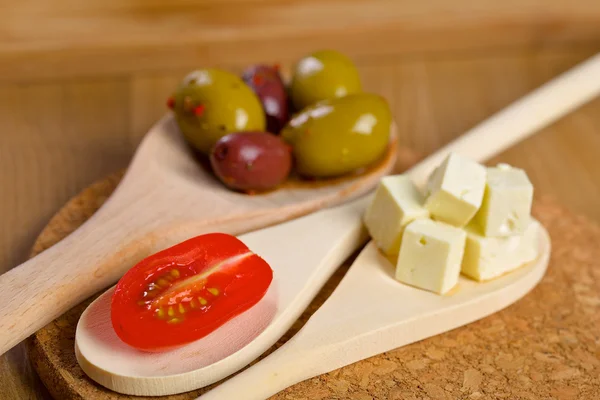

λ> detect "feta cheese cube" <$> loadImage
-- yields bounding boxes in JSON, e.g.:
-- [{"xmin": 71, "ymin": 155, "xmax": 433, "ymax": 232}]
[
  {"xmin": 461, "ymin": 220, "xmax": 540, "ymax": 281},
  {"xmin": 424, "ymin": 153, "xmax": 486, "ymax": 227},
  {"xmin": 364, "ymin": 175, "xmax": 429, "ymax": 256},
  {"xmin": 395, "ymin": 219, "xmax": 466, "ymax": 294},
  {"xmin": 474, "ymin": 164, "xmax": 534, "ymax": 237}
]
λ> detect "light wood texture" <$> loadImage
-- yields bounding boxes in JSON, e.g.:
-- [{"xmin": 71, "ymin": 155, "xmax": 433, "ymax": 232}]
[
  {"xmin": 2, "ymin": 45, "xmax": 600, "ymax": 399},
  {"xmin": 408, "ymin": 53, "xmax": 600, "ymax": 188},
  {"xmin": 70, "ymin": 59, "xmax": 596, "ymax": 394},
  {"xmin": 27, "ymin": 190, "xmax": 600, "ymax": 400},
  {"xmin": 200, "ymin": 226, "xmax": 550, "ymax": 400},
  {"xmin": 1, "ymin": 1, "xmax": 600, "ymax": 82},
  {"xmin": 0, "ymin": 113, "xmax": 397, "ymax": 358}
]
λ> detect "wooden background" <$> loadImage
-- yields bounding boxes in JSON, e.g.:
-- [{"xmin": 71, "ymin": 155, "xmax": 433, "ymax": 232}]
[
  {"xmin": 1, "ymin": 1, "xmax": 600, "ymax": 398},
  {"xmin": 1, "ymin": 0, "xmax": 600, "ymax": 82}
]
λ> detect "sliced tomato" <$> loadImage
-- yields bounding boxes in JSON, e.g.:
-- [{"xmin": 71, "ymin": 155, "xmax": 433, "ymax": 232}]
[{"xmin": 110, "ymin": 233, "xmax": 273, "ymax": 351}]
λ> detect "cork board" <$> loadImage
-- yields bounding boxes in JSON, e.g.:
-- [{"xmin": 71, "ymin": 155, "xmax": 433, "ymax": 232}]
[{"xmin": 27, "ymin": 172, "xmax": 600, "ymax": 400}]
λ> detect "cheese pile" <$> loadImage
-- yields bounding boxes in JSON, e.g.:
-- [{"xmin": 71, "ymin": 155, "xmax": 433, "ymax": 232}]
[{"xmin": 363, "ymin": 153, "xmax": 538, "ymax": 295}]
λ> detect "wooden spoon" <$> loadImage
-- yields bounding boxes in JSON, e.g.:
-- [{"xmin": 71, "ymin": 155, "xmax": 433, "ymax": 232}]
[
  {"xmin": 76, "ymin": 196, "xmax": 373, "ymax": 396},
  {"xmin": 0, "ymin": 115, "xmax": 398, "ymax": 357},
  {"xmin": 198, "ymin": 226, "xmax": 550, "ymax": 400},
  {"xmin": 75, "ymin": 52, "xmax": 600, "ymax": 396},
  {"xmin": 194, "ymin": 51, "xmax": 600, "ymax": 400}
]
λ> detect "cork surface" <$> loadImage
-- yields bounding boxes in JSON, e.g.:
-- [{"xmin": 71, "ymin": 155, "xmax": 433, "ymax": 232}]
[{"xmin": 27, "ymin": 172, "xmax": 600, "ymax": 400}]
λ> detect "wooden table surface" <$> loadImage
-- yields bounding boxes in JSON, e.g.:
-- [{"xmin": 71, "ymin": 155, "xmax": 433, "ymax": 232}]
[
  {"xmin": 2, "ymin": 0, "xmax": 600, "ymax": 82},
  {"xmin": 1, "ymin": 34, "xmax": 600, "ymax": 400}
]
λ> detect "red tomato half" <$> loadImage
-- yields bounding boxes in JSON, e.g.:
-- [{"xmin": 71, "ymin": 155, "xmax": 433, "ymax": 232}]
[{"xmin": 111, "ymin": 233, "xmax": 273, "ymax": 352}]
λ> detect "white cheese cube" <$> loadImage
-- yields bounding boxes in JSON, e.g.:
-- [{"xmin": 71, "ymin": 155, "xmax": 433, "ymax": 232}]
[
  {"xmin": 424, "ymin": 153, "xmax": 486, "ymax": 227},
  {"xmin": 474, "ymin": 164, "xmax": 534, "ymax": 237},
  {"xmin": 461, "ymin": 220, "xmax": 540, "ymax": 281},
  {"xmin": 395, "ymin": 219, "xmax": 466, "ymax": 294},
  {"xmin": 364, "ymin": 175, "xmax": 429, "ymax": 256}
]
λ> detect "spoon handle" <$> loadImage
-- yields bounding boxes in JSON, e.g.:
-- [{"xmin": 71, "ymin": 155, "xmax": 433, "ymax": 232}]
[
  {"xmin": 198, "ymin": 331, "xmax": 325, "ymax": 400},
  {"xmin": 0, "ymin": 185, "xmax": 160, "ymax": 356},
  {"xmin": 407, "ymin": 52, "xmax": 600, "ymax": 187}
]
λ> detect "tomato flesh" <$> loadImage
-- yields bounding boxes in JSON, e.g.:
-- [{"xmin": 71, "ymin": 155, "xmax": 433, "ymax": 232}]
[{"xmin": 111, "ymin": 233, "xmax": 273, "ymax": 351}]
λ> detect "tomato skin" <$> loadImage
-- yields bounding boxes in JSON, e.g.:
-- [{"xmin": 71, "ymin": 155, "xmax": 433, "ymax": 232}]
[{"xmin": 110, "ymin": 233, "xmax": 273, "ymax": 352}]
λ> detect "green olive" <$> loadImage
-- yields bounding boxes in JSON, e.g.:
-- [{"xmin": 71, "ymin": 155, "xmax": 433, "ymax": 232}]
[
  {"xmin": 289, "ymin": 50, "xmax": 362, "ymax": 111},
  {"xmin": 171, "ymin": 69, "xmax": 266, "ymax": 154},
  {"xmin": 281, "ymin": 93, "xmax": 392, "ymax": 178}
]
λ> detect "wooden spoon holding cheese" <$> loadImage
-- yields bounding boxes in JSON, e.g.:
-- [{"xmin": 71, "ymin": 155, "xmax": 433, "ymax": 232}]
[{"xmin": 197, "ymin": 52, "xmax": 600, "ymax": 400}]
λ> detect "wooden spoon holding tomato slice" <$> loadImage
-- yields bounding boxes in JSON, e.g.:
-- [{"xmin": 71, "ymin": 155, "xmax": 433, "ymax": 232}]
[{"xmin": 76, "ymin": 198, "xmax": 370, "ymax": 395}]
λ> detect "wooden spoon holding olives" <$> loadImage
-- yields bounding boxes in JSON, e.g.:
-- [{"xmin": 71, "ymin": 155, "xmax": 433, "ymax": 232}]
[
  {"xmin": 0, "ymin": 50, "xmax": 400, "ymax": 356},
  {"xmin": 0, "ymin": 108, "xmax": 398, "ymax": 358}
]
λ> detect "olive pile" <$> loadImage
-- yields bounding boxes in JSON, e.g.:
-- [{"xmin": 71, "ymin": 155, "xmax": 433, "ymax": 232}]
[{"xmin": 168, "ymin": 50, "xmax": 392, "ymax": 193}]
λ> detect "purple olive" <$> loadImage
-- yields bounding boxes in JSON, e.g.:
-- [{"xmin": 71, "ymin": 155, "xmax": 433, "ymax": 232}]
[
  {"xmin": 210, "ymin": 131, "xmax": 292, "ymax": 192},
  {"xmin": 242, "ymin": 65, "xmax": 290, "ymax": 134}
]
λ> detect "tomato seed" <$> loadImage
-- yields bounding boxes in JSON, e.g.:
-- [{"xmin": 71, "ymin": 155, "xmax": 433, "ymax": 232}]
[
  {"xmin": 170, "ymin": 269, "xmax": 180, "ymax": 278},
  {"xmin": 168, "ymin": 307, "xmax": 175, "ymax": 317},
  {"xmin": 157, "ymin": 278, "xmax": 171, "ymax": 288},
  {"xmin": 198, "ymin": 297, "xmax": 208, "ymax": 306},
  {"xmin": 208, "ymin": 288, "xmax": 220, "ymax": 296},
  {"xmin": 178, "ymin": 303, "xmax": 186, "ymax": 314}
]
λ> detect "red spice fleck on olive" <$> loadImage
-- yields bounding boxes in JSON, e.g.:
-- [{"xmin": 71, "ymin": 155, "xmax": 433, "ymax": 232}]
[
  {"xmin": 193, "ymin": 104, "xmax": 206, "ymax": 116},
  {"xmin": 167, "ymin": 96, "xmax": 176, "ymax": 109},
  {"xmin": 252, "ymin": 74, "xmax": 265, "ymax": 87}
]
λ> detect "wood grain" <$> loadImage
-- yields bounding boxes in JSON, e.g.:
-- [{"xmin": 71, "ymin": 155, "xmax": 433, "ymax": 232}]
[
  {"xmin": 2, "ymin": 45, "xmax": 600, "ymax": 399},
  {"xmin": 1, "ymin": 1, "xmax": 600, "ymax": 82}
]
